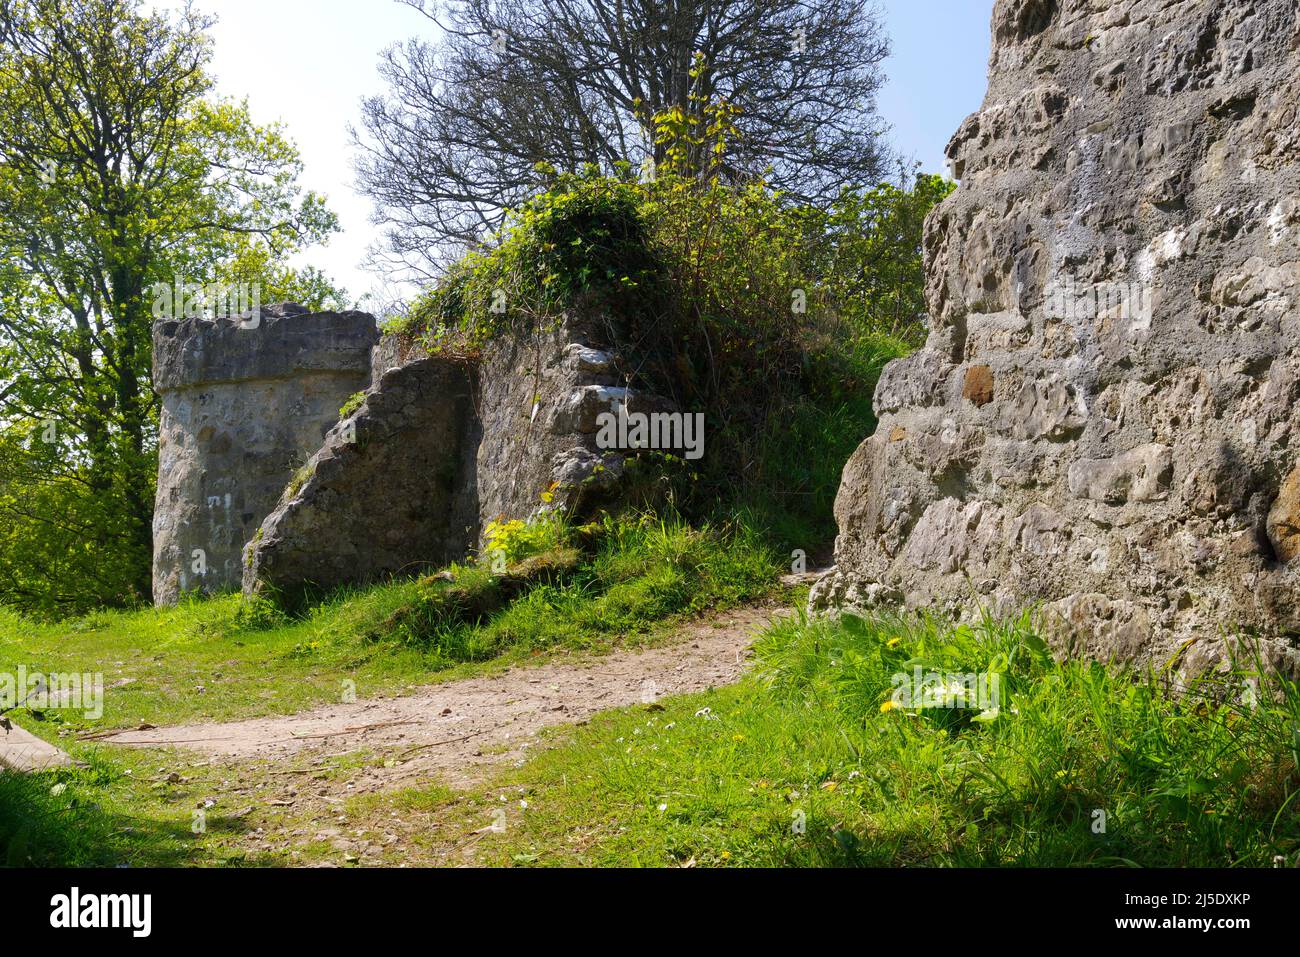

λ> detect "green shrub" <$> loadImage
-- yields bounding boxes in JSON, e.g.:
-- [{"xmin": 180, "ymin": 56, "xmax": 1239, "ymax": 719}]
[
  {"xmin": 482, "ymin": 513, "xmax": 569, "ymax": 567},
  {"xmin": 811, "ymin": 170, "xmax": 957, "ymax": 347},
  {"xmin": 0, "ymin": 426, "xmax": 152, "ymax": 618},
  {"xmin": 231, "ymin": 594, "xmax": 289, "ymax": 631},
  {"xmin": 338, "ymin": 391, "xmax": 366, "ymax": 418}
]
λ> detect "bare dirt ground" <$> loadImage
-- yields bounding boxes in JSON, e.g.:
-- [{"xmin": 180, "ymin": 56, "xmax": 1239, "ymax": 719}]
[{"xmin": 98, "ymin": 606, "xmax": 779, "ymax": 792}]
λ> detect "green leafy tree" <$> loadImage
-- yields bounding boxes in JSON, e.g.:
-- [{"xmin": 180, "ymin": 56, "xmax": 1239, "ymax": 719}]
[
  {"xmin": 0, "ymin": 0, "xmax": 342, "ymax": 615},
  {"xmin": 816, "ymin": 169, "xmax": 957, "ymax": 343}
]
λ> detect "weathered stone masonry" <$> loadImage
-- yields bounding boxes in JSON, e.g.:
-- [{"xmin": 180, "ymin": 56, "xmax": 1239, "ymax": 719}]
[
  {"xmin": 152, "ymin": 302, "xmax": 663, "ymax": 605},
  {"xmin": 815, "ymin": 0, "xmax": 1300, "ymax": 676},
  {"xmin": 151, "ymin": 306, "xmax": 378, "ymax": 604},
  {"xmin": 240, "ymin": 308, "xmax": 664, "ymax": 602}
]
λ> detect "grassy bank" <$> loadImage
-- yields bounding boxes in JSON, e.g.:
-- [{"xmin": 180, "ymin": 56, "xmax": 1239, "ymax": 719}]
[
  {"xmin": 12, "ymin": 517, "xmax": 1296, "ymax": 870},
  {"xmin": 0, "ymin": 515, "xmax": 780, "ymax": 866},
  {"xmin": 401, "ymin": 611, "xmax": 1300, "ymax": 867},
  {"xmin": 9, "ymin": 595, "xmax": 1299, "ymax": 868},
  {"xmin": 0, "ymin": 514, "xmax": 778, "ymax": 734}
]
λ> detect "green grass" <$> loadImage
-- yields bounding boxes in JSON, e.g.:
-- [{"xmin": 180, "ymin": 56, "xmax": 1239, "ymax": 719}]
[
  {"xmin": 381, "ymin": 515, "xmax": 777, "ymax": 663},
  {"xmin": 0, "ymin": 743, "xmax": 397, "ymax": 868},
  {"xmin": 0, "ymin": 514, "xmax": 780, "ymax": 867},
  {"xmin": 13, "ymin": 518, "xmax": 1295, "ymax": 869},
  {"xmin": 438, "ymin": 610, "xmax": 1300, "ymax": 867},
  {"xmin": 0, "ymin": 584, "xmax": 438, "ymax": 733},
  {"xmin": 741, "ymin": 332, "xmax": 910, "ymax": 550},
  {"xmin": 0, "ymin": 748, "xmax": 225, "ymax": 867},
  {"xmin": 0, "ymin": 514, "xmax": 778, "ymax": 735}
]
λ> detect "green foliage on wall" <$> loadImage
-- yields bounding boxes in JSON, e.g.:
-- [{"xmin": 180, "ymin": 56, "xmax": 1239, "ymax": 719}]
[{"xmin": 394, "ymin": 100, "xmax": 952, "ymax": 550}]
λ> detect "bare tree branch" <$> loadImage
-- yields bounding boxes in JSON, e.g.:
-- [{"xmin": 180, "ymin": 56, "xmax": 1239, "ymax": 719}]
[{"xmin": 354, "ymin": 0, "xmax": 892, "ymax": 272}]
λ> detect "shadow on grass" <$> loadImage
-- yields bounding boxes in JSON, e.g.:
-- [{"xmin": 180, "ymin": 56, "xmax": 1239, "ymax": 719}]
[{"xmin": 0, "ymin": 764, "xmax": 271, "ymax": 868}]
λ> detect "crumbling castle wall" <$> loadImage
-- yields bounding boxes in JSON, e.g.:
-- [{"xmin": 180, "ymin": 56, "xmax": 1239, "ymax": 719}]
[
  {"xmin": 239, "ymin": 355, "xmax": 480, "ymax": 603},
  {"xmin": 151, "ymin": 306, "xmax": 378, "ymax": 604},
  {"xmin": 814, "ymin": 0, "xmax": 1300, "ymax": 676},
  {"xmin": 239, "ymin": 305, "xmax": 660, "ymax": 600}
]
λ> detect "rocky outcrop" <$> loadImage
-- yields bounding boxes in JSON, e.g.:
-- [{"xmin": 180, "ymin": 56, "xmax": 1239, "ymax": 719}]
[
  {"xmin": 815, "ymin": 0, "xmax": 1300, "ymax": 676},
  {"xmin": 151, "ymin": 306, "xmax": 377, "ymax": 604}
]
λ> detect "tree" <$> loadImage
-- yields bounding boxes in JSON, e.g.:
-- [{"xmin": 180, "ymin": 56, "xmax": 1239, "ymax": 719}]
[
  {"xmin": 0, "ymin": 0, "xmax": 342, "ymax": 614},
  {"xmin": 354, "ymin": 0, "xmax": 892, "ymax": 273},
  {"xmin": 816, "ymin": 169, "xmax": 957, "ymax": 343}
]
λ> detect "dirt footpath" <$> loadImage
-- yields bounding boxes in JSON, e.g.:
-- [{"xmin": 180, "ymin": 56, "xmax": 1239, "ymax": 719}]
[{"xmin": 97, "ymin": 606, "xmax": 778, "ymax": 789}]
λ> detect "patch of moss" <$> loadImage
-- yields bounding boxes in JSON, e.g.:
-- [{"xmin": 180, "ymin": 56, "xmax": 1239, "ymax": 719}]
[
  {"xmin": 283, "ymin": 461, "xmax": 316, "ymax": 501},
  {"xmin": 338, "ymin": 391, "xmax": 366, "ymax": 418}
]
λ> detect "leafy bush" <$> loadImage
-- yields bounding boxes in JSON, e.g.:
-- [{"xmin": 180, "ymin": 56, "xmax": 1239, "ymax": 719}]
[
  {"xmin": 230, "ymin": 594, "xmax": 289, "ymax": 631},
  {"xmin": 394, "ymin": 117, "xmax": 950, "ymax": 550},
  {"xmin": 483, "ymin": 513, "xmax": 569, "ymax": 567},
  {"xmin": 0, "ymin": 425, "xmax": 151, "ymax": 618},
  {"xmin": 811, "ymin": 170, "xmax": 956, "ymax": 346}
]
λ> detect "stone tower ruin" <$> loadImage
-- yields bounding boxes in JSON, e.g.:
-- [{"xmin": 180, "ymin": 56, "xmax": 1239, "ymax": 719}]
[
  {"xmin": 151, "ymin": 300, "xmax": 661, "ymax": 606},
  {"xmin": 151, "ymin": 306, "xmax": 378, "ymax": 604}
]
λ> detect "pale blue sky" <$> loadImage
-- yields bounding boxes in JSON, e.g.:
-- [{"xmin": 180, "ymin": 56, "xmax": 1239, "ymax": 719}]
[
  {"xmin": 160, "ymin": 0, "xmax": 993, "ymax": 303},
  {"xmin": 877, "ymin": 0, "xmax": 993, "ymax": 175}
]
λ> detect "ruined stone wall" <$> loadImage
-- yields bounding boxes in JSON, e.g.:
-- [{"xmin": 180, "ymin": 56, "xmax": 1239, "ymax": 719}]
[
  {"xmin": 474, "ymin": 307, "xmax": 654, "ymax": 528},
  {"xmin": 814, "ymin": 0, "xmax": 1300, "ymax": 676},
  {"xmin": 240, "ymin": 356, "xmax": 480, "ymax": 603},
  {"xmin": 241, "ymin": 305, "xmax": 655, "ymax": 599},
  {"xmin": 151, "ymin": 306, "xmax": 378, "ymax": 604}
]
